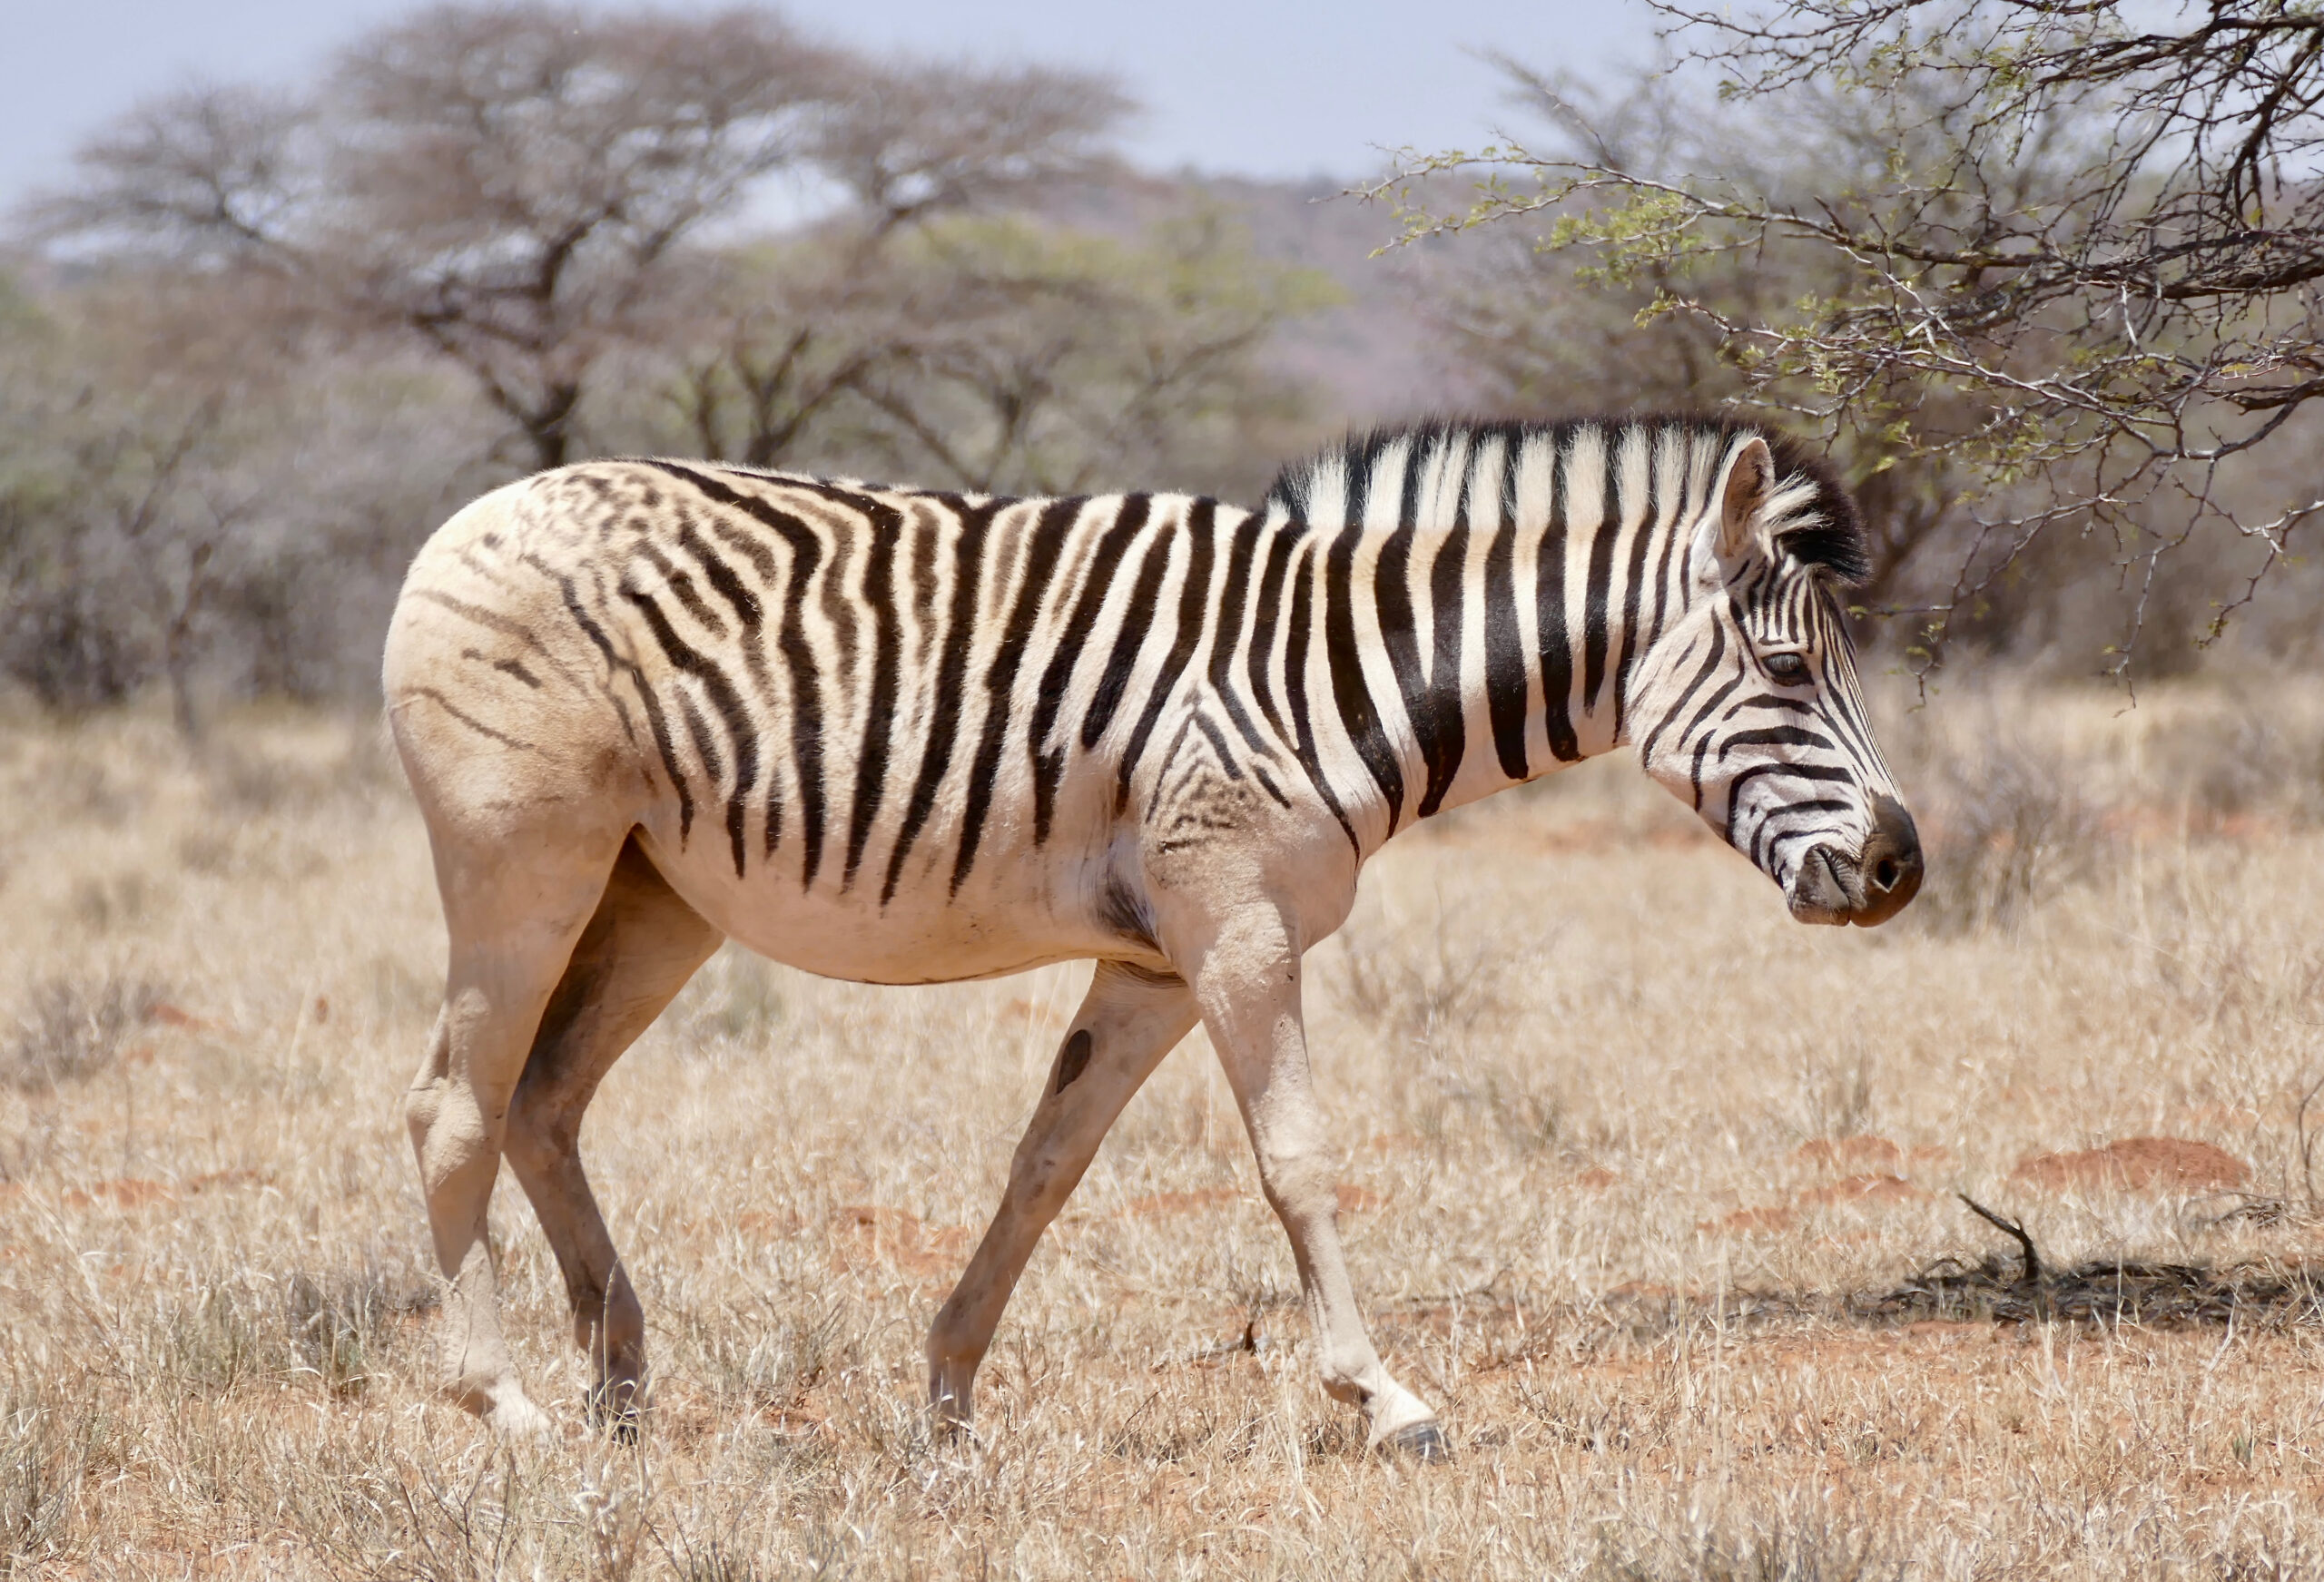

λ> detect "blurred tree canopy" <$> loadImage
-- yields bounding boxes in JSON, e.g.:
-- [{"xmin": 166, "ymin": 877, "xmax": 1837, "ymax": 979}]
[
  {"xmin": 1384, "ymin": 0, "xmax": 2324, "ymax": 681},
  {"xmin": 1, "ymin": 2, "xmax": 1332, "ymax": 728},
  {"xmin": 664, "ymin": 209, "xmax": 1332, "ymax": 493}
]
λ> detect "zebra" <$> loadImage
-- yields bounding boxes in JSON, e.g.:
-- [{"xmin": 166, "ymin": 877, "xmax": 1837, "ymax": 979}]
[{"xmin": 380, "ymin": 413, "xmax": 1921, "ymax": 1458}]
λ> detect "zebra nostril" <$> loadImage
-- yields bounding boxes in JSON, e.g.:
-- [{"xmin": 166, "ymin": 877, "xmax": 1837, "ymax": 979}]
[{"xmin": 1873, "ymin": 857, "xmax": 1901, "ymax": 891}]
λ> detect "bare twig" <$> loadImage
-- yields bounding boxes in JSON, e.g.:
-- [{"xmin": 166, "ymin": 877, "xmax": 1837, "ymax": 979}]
[{"xmin": 1957, "ymin": 1193, "xmax": 2043, "ymax": 1286}]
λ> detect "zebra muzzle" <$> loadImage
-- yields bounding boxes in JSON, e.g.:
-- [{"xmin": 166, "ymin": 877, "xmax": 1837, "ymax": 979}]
[
  {"xmin": 1787, "ymin": 847, "xmax": 1856, "ymax": 926},
  {"xmin": 1850, "ymin": 794, "xmax": 1924, "ymax": 926},
  {"xmin": 1788, "ymin": 796, "xmax": 1924, "ymax": 927}
]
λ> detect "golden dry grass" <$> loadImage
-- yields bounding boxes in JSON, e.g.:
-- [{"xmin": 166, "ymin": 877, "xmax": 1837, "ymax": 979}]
[{"xmin": 5, "ymin": 686, "xmax": 2324, "ymax": 1577}]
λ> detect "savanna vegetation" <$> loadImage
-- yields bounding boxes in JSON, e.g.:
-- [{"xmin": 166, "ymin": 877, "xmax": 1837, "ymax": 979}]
[
  {"xmin": 6, "ymin": 689, "xmax": 2324, "ymax": 1577},
  {"xmin": 7, "ymin": 1, "xmax": 2324, "ymax": 1576}
]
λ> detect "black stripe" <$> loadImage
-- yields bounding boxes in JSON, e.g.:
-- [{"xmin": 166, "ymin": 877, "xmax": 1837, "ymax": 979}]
[
  {"xmin": 780, "ymin": 487, "xmax": 909, "ymax": 891},
  {"xmin": 1537, "ymin": 446, "xmax": 1579, "ymax": 762},
  {"xmin": 1343, "ymin": 438, "xmax": 1374, "ymax": 525},
  {"xmin": 907, "ymin": 501, "xmax": 942, "ymax": 673},
  {"xmin": 1206, "ymin": 511, "xmax": 1272, "ymax": 755},
  {"xmin": 673, "ymin": 518, "xmax": 766, "ymax": 684},
  {"xmin": 1284, "ymin": 541, "xmax": 1357, "ymax": 850},
  {"xmin": 1765, "ymin": 800, "xmax": 1853, "ymax": 839},
  {"xmin": 1249, "ymin": 760, "xmax": 1291, "ymax": 809},
  {"xmin": 1415, "ymin": 519, "xmax": 1469, "ymax": 816},
  {"xmin": 1081, "ymin": 518, "xmax": 1175, "ymax": 750},
  {"xmin": 1642, "ymin": 434, "xmax": 1689, "ymax": 672},
  {"xmin": 1116, "ymin": 500, "xmax": 1219, "ymax": 811},
  {"xmin": 1676, "ymin": 671, "xmax": 1748, "ymax": 770},
  {"xmin": 671, "ymin": 515, "xmax": 775, "ymax": 866},
  {"xmin": 1724, "ymin": 760, "xmax": 1862, "ymax": 842},
  {"xmin": 412, "ymin": 589, "xmax": 585, "ymax": 689},
  {"xmin": 1397, "ymin": 437, "xmax": 1428, "ymax": 528},
  {"xmin": 1814, "ymin": 612, "xmax": 1886, "ymax": 771},
  {"xmin": 635, "ymin": 541, "xmax": 728, "ymax": 639},
  {"xmin": 884, "ymin": 499, "xmax": 1001, "ymax": 903},
  {"xmin": 1371, "ymin": 526, "xmax": 1424, "ymax": 795},
  {"xmin": 1482, "ymin": 507, "xmax": 1528, "ymax": 781},
  {"xmin": 1325, "ymin": 524, "xmax": 1405, "ymax": 829},
  {"xmin": 781, "ymin": 480, "xmax": 867, "ymax": 696},
  {"xmin": 649, "ymin": 463, "xmax": 829, "ymax": 889},
  {"xmin": 1145, "ymin": 716, "xmax": 1203, "ymax": 819},
  {"xmin": 409, "ymin": 687, "xmax": 538, "ymax": 753},
  {"xmin": 1719, "ymin": 724, "xmax": 1838, "ymax": 756},
  {"xmin": 1030, "ymin": 496, "xmax": 1153, "ymax": 843},
  {"xmin": 1611, "ymin": 437, "xmax": 1662, "ymax": 740},
  {"xmin": 1190, "ymin": 709, "xmax": 1243, "ymax": 779},
  {"xmin": 1582, "ymin": 438, "xmax": 1621, "ymax": 721},
  {"xmin": 595, "ymin": 579, "xmax": 691, "ymax": 843},
  {"xmin": 952, "ymin": 497, "xmax": 1085, "ymax": 894},
  {"xmin": 622, "ymin": 581, "xmax": 758, "ymax": 877},
  {"xmin": 1245, "ymin": 520, "xmax": 1300, "ymax": 743},
  {"xmin": 698, "ymin": 516, "xmax": 800, "ymax": 860},
  {"xmin": 534, "ymin": 555, "xmax": 681, "ymax": 830},
  {"xmin": 1639, "ymin": 614, "xmax": 1731, "ymax": 767},
  {"xmin": 671, "ymin": 685, "xmax": 726, "ymax": 827},
  {"xmin": 1754, "ymin": 801, "xmax": 1855, "ymax": 869}
]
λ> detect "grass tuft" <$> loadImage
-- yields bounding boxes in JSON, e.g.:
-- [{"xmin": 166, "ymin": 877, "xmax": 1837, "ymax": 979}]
[{"xmin": 2, "ymin": 974, "xmax": 165, "ymax": 1091}]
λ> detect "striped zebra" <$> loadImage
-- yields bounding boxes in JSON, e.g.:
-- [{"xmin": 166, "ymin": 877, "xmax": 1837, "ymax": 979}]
[{"xmin": 381, "ymin": 414, "xmax": 1920, "ymax": 1457}]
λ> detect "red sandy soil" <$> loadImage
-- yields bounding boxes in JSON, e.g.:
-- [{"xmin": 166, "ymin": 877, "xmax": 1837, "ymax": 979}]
[{"xmin": 2012, "ymin": 1136, "xmax": 2249, "ymax": 1193}]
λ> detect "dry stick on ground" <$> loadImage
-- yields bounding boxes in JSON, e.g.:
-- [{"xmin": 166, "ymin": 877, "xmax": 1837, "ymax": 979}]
[{"xmin": 1956, "ymin": 1193, "xmax": 2042, "ymax": 1286}]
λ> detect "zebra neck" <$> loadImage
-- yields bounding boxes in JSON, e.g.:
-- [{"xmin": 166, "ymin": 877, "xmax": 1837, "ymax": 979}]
[{"xmin": 1333, "ymin": 489, "xmax": 1694, "ymax": 842}]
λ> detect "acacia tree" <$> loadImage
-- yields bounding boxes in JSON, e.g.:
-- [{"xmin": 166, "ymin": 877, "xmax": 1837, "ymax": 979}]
[
  {"xmin": 660, "ymin": 205, "xmax": 1330, "ymax": 497},
  {"xmin": 33, "ymin": 4, "xmax": 1124, "ymax": 472},
  {"xmin": 843, "ymin": 210, "xmax": 1334, "ymax": 497},
  {"xmin": 661, "ymin": 62, "xmax": 1133, "ymax": 470},
  {"xmin": 1380, "ymin": 1, "xmax": 2324, "ymax": 678}
]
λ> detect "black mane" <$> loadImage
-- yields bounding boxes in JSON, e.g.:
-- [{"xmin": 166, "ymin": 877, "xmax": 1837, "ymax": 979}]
[{"xmin": 1261, "ymin": 413, "xmax": 1871, "ymax": 587}]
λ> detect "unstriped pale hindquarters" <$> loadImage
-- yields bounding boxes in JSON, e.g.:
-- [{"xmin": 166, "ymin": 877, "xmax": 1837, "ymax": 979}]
[{"xmin": 379, "ymin": 415, "xmax": 1922, "ymax": 1452}]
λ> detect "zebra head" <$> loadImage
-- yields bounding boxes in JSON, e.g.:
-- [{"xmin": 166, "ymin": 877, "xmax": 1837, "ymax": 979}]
[{"xmin": 1630, "ymin": 431, "xmax": 1922, "ymax": 926}]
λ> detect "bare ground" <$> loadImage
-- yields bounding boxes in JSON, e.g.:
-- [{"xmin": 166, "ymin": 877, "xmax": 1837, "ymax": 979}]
[{"xmin": 5, "ymin": 690, "xmax": 2324, "ymax": 1577}]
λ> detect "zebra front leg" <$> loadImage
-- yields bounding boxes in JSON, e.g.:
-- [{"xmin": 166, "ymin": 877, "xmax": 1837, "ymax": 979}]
[
  {"xmin": 1182, "ymin": 906, "xmax": 1446, "ymax": 1459},
  {"xmin": 928, "ymin": 961, "xmax": 1199, "ymax": 1433}
]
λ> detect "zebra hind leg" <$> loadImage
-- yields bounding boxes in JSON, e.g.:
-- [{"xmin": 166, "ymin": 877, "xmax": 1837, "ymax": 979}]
[
  {"xmin": 503, "ymin": 833, "xmax": 724, "ymax": 1439},
  {"xmin": 403, "ymin": 820, "xmax": 634, "ymax": 1438},
  {"xmin": 926, "ymin": 961, "xmax": 1199, "ymax": 1435},
  {"xmin": 1181, "ymin": 904, "xmax": 1446, "ymax": 1460}
]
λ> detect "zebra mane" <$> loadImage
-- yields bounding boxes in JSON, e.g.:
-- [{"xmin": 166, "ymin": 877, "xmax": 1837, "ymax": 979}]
[{"xmin": 1261, "ymin": 414, "xmax": 1871, "ymax": 587}]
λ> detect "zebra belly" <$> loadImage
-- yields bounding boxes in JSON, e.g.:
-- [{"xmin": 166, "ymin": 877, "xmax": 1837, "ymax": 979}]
[{"xmin": 632, "ymin": 828, "xmax": 1143, "ymax": 987}]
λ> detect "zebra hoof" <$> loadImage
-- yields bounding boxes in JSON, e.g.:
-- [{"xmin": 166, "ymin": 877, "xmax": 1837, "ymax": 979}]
[
  {"xmin": 586, "ymin": 1386, "xmax": 642, "ymax": 1445},
  {"xmin": 1378, "ymin": 1420, "xmax": 1451, "ymax": 1463}
]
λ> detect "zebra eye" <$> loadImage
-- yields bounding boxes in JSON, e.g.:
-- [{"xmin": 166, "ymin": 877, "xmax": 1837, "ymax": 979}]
[{"xmin": 1763, "ymin": 651, "xmax": 1811, "ymax": 685}]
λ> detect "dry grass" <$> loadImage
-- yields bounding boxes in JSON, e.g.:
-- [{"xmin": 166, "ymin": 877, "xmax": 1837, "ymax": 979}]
[{"xmin": 5, "ymin": 683, "xmax": 2324, "ymax": 1577}]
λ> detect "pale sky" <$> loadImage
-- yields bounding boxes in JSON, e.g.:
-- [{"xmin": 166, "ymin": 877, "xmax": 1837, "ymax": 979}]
[{"xmin": 4, "ymin": 1, "xmax": 1656, "ymax": 213}]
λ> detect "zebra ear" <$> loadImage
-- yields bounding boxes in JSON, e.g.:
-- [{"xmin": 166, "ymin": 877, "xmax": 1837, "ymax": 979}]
[{"xmin": 1713, "ymin": 437, "xmax": 1774, "ymax": 561}]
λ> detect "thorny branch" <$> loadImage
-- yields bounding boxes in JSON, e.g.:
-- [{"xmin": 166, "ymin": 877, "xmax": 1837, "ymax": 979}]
[{"xmin": 1372, "ymin": 1, "xmax": 2324, "ymax": 680}]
